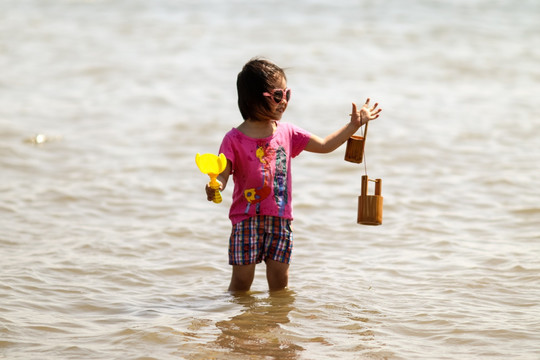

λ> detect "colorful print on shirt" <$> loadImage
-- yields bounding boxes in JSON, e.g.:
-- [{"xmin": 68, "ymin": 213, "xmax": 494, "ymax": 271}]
[
  {"xmin": 243, "ymin": 142, "xmax": 274, "ymax": 215},
  {"xmin": 219, "ymin": 122, "xmax": 312, "ymax": 225}
]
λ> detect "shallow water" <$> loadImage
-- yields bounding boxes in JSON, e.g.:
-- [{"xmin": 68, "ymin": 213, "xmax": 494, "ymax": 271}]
[{"xmin": 1, "ymin": 0, "xmax": 539, "ymax": 359}]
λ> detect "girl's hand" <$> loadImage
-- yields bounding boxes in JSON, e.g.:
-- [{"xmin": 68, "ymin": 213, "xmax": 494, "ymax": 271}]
[
  {"xmin": 205, "ymin": 181, "xmax": 223, "ymax": 201},
  {"xmin": 350, "ymin": 98, "xmax": 381, "ymax": 127}
]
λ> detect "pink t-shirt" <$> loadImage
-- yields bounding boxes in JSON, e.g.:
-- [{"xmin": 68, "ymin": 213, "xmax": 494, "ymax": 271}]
[{"xmin": 219, "ymin": 122, "xmax": 312, "ymax": 225}]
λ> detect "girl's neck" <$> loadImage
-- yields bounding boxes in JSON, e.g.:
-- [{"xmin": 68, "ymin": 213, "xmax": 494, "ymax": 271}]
[{"xmin": 237, "ymin": 119, "xmax": 277, "ymax": 139}]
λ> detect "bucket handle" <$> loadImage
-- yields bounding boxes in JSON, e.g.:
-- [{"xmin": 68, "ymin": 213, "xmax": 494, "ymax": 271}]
[{"xmin": 361, "ymin": 175, "xmax": 381, "ymax": 196}]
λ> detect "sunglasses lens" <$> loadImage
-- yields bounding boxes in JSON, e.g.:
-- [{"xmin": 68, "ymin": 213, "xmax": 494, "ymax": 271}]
[
  {"xmin": 273, "ymin": 90, "xmax": 284, "ymax": 103},
  {"xmin": 265, "ymin": 89, "xmax": 291, "ymax": 103}
]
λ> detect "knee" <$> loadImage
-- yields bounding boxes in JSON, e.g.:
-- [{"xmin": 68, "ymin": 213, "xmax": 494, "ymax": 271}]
[
  {"xmin": 229, "ymin": 265, "xmax": 255, "ymax": 292},
  {"xmin": 267, "ymin": 274, "xmax": 288, "ymax": 292},
  {"xmin": 231, "ymin": 275, "xmax": 253, "ymax": 290},
  {"xmin": 266, "ymin": 260, "xmax": 289, "ymax": 291},
  {"xmin": 268, "ymin": 274, "xmax": 288, "ymax": 291}
]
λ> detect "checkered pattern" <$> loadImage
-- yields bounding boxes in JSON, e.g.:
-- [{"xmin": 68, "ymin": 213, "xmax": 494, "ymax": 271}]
[{"xmin": 228, "ymin": 216, "xmax": 293, "ymax": 265}]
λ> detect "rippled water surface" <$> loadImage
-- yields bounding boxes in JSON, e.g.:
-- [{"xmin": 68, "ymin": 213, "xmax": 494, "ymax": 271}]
[{"xmin": 1, "ymin": 0, "xmax": 539, "ymax": 359}]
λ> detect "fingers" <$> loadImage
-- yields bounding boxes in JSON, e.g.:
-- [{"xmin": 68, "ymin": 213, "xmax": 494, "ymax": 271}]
[
  {"xmin": 369, "ymin": 110, "xmax": 381, "ymax": 120},
  {"xmin": 372, "ymin": 105, "xmax": 382, "ymax": 117},
  {"xmin": 349, "ymin": 102, "xmax": 358, "ymax": 117},
  {"xmin": 351, "ymin": 99, "xmax": 382, "ymax": 121},
  {"xmin": 366, "ymin": 100, "xmax": 382, "ymax": 118},
  {"xmin": 206, "ymin": 181, "xmax": 224, "ymax": 201},
  {"xmin": 205, "ymin": 184, "xmax": 214, "ymax": 201}
]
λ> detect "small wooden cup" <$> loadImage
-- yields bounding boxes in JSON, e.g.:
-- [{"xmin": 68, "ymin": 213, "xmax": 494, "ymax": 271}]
[
  {"xmin": 344, "ymin": 135, "xmax": 365, "ymax": 163},
  {"xmin": 358, "ymin": 175, "xmax": 383, "ymax": 226},
  {"xmin": 344, "ymin": 122, "xmax": 369, "ymax": 164}
]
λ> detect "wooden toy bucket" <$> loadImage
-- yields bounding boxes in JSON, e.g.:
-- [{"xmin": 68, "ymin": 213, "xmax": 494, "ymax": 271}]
[
  {"xmin": 345, "ymin": 122, "xmax": 369, "ymax": 163},
  {"xmin": 344, "ymin": 135, "xmax": 365, "ymax": 163},
  {"xmin": 358, "ymin": 175, "xmax": 383, "ymax": 225}
]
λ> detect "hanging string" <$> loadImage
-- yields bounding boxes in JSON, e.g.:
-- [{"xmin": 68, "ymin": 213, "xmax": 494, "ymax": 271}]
[{"xmin": 360, "ymin": 121, "xmax": 368, "ymax": 177}]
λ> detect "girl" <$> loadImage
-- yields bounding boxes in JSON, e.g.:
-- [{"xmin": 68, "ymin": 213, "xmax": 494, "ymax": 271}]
[{"xmin": 205, "ymin": 58, "xmax": 381, "ymax": 292}]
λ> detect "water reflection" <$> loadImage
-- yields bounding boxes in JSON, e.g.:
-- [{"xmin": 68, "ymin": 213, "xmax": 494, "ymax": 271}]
[{"xmin": 213, "ymin": 289, "xmax": 303, "ymax": 359}]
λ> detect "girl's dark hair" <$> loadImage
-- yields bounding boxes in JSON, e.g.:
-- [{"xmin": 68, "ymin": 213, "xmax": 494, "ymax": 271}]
[{"xmin": 237, "ymin": 58, "xmax": 287, "ymax": 121}]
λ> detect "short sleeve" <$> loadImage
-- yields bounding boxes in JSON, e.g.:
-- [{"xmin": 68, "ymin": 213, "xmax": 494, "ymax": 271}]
[
  {"xmin": 289, "ymin": 124, "xmax": 312, "ymax": 158},
  {"xmin": 219, "ymin": 129, "xmax": 236, "ymax": 171}
]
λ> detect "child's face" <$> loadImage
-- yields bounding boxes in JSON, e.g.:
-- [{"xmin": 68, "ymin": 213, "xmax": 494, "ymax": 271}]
[{"xmin": 266, "ymin": 76, "xmax": 289, "ymax": 121}]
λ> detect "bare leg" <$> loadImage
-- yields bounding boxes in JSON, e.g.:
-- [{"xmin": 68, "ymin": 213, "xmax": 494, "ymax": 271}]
[
  {"xmin": 228, "ymin": 264, "xmax": 256, "ymax": 292},
  {"xmin": 266, "ymin": 259, "xmax": 289, "ymax": 292}
]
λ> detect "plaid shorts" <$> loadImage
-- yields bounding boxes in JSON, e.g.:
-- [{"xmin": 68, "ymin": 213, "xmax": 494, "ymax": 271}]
[{"xmin": 229, "ymin": 216, "xmax": 293, "ymax": 265}]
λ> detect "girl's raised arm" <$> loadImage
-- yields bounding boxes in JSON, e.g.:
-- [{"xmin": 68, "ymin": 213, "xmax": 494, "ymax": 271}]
[{"xmin": 304, "ymin": 99, "xmax": 381, "ymax": 154}]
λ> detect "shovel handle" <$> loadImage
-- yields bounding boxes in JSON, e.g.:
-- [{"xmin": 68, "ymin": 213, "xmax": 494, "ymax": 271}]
[{"xmin": 210, "ymin": 182, "xmax": 222, "ymax": 204}]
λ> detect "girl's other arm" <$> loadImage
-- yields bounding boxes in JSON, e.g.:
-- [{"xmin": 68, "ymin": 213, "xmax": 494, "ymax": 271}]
[
  {"xmin": 205, "ymin": 160, "xmax": 232, "ymax": 202},
  {"xmin": 304, "ymin": 99, "xmax": 381, "ymax": 154}
]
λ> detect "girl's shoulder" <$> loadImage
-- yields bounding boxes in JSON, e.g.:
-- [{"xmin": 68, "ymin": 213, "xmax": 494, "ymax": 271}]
[
  {"xmin": 276, "ymin": 122, "xmax": 311, "ymax": 139},
  {"xmin": 224, "ymin": 122, "xmax": 309, "ymax": 143},
  {"xmin": 275, "ymin": 121, "xmax": 303, "ymax": 134}
]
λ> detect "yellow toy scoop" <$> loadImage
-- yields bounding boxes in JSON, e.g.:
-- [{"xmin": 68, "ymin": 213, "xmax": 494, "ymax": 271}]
[{"xmin": 195, "ymin": 153, "xmax": 228, "ymax": 203}]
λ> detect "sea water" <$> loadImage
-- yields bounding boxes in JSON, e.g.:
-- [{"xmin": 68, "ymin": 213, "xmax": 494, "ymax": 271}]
[{"xmin": 1, "ymin": 0, "xmax": 539, "ymax": 359}]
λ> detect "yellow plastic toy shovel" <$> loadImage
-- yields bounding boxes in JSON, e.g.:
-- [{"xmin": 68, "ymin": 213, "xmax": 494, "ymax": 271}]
[{"xmin": 195, "ymin": 153, "xmax": 227, "ymax": 203}]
